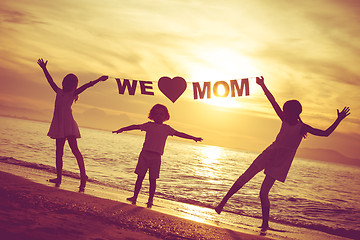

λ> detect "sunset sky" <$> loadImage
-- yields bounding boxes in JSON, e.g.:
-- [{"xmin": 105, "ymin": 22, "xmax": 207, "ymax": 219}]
[{"xmin": 1, "ymin": 0, "xmax": 359, "ymax": 159}]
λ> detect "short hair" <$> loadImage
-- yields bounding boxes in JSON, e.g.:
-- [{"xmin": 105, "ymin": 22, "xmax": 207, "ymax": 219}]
[{"xmin": 148, "ymin": 104, "xmax": 170, "ymax": 121}]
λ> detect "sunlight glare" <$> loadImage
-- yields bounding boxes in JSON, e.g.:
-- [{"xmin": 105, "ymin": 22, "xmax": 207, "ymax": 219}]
[
  {"xmin": 177, "ymin": 204, "xmax": 214, "ymax": 224},
  {"xmin": 191, "ymin": 145, "xmax": 224, "ymax": 180},
  {"xmin": 187, "ymin": 47, "xmax": 259, "ymax": 108},
  {"xmin": 201, "ymin": 145, "xmax": 222, "ymax": 165},
  {"xmin": 189, "ymin": 47, "xmax": 259, "ymax": 80},
  {"xmin": 215, "ymin": 84, "xmax": 226, "ymax": 97},
  {"xmin": 201, "ymin": 96, "xmax": 241, "ymax": 108}
]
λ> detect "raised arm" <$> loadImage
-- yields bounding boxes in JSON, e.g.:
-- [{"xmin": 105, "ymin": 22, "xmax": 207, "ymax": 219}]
[
  {"xmin": 256, "ymin": 76, "xmax": 284, "ymax": 120},
  {"xmin": 74, "ymin": 75, "xmax": 108, "ymax": 95},
  {"xmin": 304, "ymin": 107, "xmax": 350, "ymax": 137},
  {"xmin": 112, "ymin": 124, "xmax": 141, "ymax": 134},
  {"xmin": 173, "ymin": 131, "xmax": 203, "ymax": 142},
  {"xmin": 37, "ymin": 58, "xmax": 60, "ymax": 93}
]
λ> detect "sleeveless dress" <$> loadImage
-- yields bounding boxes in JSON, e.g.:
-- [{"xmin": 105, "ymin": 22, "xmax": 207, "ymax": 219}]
[
  {"xmin": 47, "ymin": 89, "xmax": 81, "ymax": 139},
  {"xmin": 253, "ymin": 121, "xmax": 303, "ymax": 182}
]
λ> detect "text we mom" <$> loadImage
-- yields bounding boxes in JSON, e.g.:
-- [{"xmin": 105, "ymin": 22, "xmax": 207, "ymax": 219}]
[{"xmin": 115, "ymin": 77, "xmax": 250, "ymax": 102}]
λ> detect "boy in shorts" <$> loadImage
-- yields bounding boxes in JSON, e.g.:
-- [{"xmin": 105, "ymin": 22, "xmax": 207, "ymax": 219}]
[{"xmin": 113, "ymin": 104, "xmax": 202, "ymax": 207}]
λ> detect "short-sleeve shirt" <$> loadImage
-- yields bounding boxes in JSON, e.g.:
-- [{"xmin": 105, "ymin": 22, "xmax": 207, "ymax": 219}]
[{"xmin": 140, "ymin": 122, "xmax": 176, "ymax": 155}]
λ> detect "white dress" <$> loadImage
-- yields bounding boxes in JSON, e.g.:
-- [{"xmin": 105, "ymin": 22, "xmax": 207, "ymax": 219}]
[
  {"xmin": 253, "ymin": 121, "xmax": 303, "ymax": 182},
  {"xmin": 47, "ymin": 89, "xmax": 81, "ymax": 139}
]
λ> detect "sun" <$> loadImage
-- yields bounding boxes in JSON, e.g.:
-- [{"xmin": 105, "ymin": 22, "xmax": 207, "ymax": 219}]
[
  {"xmin": 201, "ymin": 95, "xmax": 241, "ymax": 108},
  {"xmin": 188, "ymin": 46, "xmax": 259, "ymax": 79},
  {"xmin": 185, "ymin": 47, "xmax": 259, "ymax": 108}
]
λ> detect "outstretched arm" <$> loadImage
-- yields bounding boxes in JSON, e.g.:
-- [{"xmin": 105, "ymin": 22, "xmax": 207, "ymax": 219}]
[
  {"xmin": 75, "ymin": 75, "xmax": 108, "ymax": 95},
  {"xmin": 304, "ymin": 107, "xmax": 350, "ymax": 137},
  {"xmin": 112, "ymin": 124, "xmax": 141, "ymax": 134},
  {"xmin": 256, "ymin": 76, "xmax": 284, "ymax": 120},
  {"xmin": 37, "ymin": 58, "xmax": 60, "ymax": 93},
  {"xmin": 173, "ymin": 131, "xmax": 203, "ymax": 142}
]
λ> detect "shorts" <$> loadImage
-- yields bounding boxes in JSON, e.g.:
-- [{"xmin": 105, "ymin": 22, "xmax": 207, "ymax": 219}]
[{"xmin": 135, "ymin": 150, "xmax": 162, "ymax": 179}]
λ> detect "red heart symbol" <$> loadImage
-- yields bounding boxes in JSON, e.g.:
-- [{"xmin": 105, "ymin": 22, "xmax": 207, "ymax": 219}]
[{"xmin": 158, "ymin": 76, "xmax": 187, "ymax": 103}]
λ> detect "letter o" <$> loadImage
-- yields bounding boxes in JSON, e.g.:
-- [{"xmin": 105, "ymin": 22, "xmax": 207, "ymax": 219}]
[{"xmin": 213, "ymin": 81, "xmax": 230, "ymax": 97}]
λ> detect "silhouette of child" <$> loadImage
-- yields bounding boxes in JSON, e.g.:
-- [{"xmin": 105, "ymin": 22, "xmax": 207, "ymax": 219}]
[
  {"xmin": 38, "ymin": 58, "xmax": 108, "ymax": 192},
  {"xmin": 113, "ymin": 104, "xmax": 203, "ymax": 207},
  {"xmin": 215, "ymin": 76, "xmax": 350, "ymax": 233}
]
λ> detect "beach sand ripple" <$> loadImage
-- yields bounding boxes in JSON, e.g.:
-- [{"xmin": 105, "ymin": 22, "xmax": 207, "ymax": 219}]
[{"xmin": 0, "ymin": 169, "xmax": 269, "ymax": 240}]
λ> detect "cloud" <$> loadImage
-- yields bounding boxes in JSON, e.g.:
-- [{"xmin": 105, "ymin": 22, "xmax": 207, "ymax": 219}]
[
  {"xmin": 0, "ymin": 0, "xmax": 359, "ymax": 159},
  {"xmin": 75, "ymin": 107, "xmax": 133, "ymax": 131},
  {"xmin": 0, "ymin": 7, "xmax": 40, "ymax": 24}
]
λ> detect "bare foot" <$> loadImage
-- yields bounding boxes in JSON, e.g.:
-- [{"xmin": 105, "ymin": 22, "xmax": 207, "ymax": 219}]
[
  {"xmin": 215, "ymin": 204, "xmax": 224, "ymax": 214},
  {"xmin": 126, "ymin": 196, "xmax": 137, "ymax": 205},
  {"xmin": 48, "ymin": 178, "xmax": 61, "ymax": 187},
  {"xmin": 79, "ymin": 175, "xmax": 88, "ymax": 192},
  {"xmin": 146, "ymin": 200, "xmax": 153, "ymax": 208},
  {"xmin": 259, "ymin": 225, "xmax": 270, "ymax": 236}
]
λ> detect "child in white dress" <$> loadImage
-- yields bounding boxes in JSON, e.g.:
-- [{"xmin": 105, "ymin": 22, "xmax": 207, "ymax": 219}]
[
  {"xmin": 38, "ymin": 58, "xmax": 108, "ymax": 192},
  {"xmin": 113, "ymin": 104, "xmax": 203, "ymax": 207},
  {"xmin": 215, "ymin": 76, "xmax": 350, "ymax": 232}
]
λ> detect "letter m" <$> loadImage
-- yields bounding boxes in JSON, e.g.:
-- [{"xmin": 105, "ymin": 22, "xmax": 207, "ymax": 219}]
[
  {"xmin": 230, "ymin": 78, "xmax": 249, "ymax": 97},
  {"xmin": 193, "ymin": 82, "xmax": 211, "ymax": 99}
]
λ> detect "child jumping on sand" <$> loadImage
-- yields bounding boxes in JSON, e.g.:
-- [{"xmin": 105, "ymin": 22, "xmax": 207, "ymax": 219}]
[
  {"xmin": 215, "ymin": 76, "xmax": 350, "ymax": 232},
  {"xmin": 38, "ymin": 58, "xmax": 108, "ymax": 192},
  {"xmin": 113, "ymin": 104, "xmax": 203, "ymax": 208}
]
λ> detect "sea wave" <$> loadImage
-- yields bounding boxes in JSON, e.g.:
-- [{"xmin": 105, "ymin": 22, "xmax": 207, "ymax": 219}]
[{"xmin": 1, "ymin": 156, "xmax": 359, "ymax": 239}]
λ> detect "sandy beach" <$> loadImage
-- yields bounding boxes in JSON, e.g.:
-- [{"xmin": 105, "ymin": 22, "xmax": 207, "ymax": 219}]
[{"xmin": 0, "ymin": 162, "xmax": 271, "ymax": 240}]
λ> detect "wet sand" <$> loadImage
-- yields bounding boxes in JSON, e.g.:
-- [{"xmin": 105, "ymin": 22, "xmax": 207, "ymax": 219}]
[{"xmin": 0, "ymin": 162, "xmax": 270, "ymax": 240}]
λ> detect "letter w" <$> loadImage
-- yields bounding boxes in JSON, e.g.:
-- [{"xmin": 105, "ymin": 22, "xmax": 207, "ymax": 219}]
[{"xmin": 115, "ymin": 79, "xmax": 137, "ymax": 95}]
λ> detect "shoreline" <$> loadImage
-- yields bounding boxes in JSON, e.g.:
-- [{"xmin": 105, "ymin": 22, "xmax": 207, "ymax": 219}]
[
  {"xmin": 0, "ymin": 162, "xmax": 270, "ymax": 240},
  {"xmin": 2, "ymin": 115, "xmax": 359, "ymax": 168},
  {"xmin": 0, "ymin": 162, "xmax": 352, "ymax": 240}
]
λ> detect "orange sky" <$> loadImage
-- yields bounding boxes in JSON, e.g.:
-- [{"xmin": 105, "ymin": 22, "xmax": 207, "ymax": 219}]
[{"xmin": 0, "ymin": 0, "xmax": 359, "ymax": 159}]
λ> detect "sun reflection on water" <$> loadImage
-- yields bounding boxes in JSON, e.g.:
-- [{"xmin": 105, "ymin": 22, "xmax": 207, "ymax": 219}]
[
  {"xmin": 200, "ymin": 145, "xmax": 222, "ymax": 165},
  {"xmin": 196, "ymin": 145, "xmax": 224, "ymax": 181},
  {"xmin": 175, "ymin": 204, "xmax": 215, "ymax": 224}
]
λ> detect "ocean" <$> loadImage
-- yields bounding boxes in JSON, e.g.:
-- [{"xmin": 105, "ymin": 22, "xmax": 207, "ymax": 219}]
[{"xmin": 0, "ymin": 116, "xmax": 359, "ymax": 239}]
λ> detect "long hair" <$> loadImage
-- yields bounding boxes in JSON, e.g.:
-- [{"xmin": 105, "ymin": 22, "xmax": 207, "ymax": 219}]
[
  {"xmin": 62, "ymin": 73, "xmax": 79, "ymax": 102},
  {"xmin": 148, "ymin": 104, "xmax": 170, "ymax": 121},
  {"xmin": 283, "ymin": 100, "xmax": 307, "ymax": 138}
]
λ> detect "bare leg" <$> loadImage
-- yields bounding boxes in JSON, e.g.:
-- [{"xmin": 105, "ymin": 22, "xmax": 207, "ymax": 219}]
[
  {"xmin": 127, "ymin": 174, "xmax": 145, "ymax": 204},
  {"xmin": 147, "ymin": 178, "xmax": 156, "ymax": 208},
  {"xmin": 215, "ymin": 163, "xmax": 262, "ymax": 214},
  {"xmin": 50, "ymin": 138, "xmax": 66, "ymax": 187},
  {"xmin": 259, "ymin": 175, "xmax": 276, "ymax": 230},
  {"xmin": 68, "ymin": 137, "xmax": 87, "ymax": 192}
]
